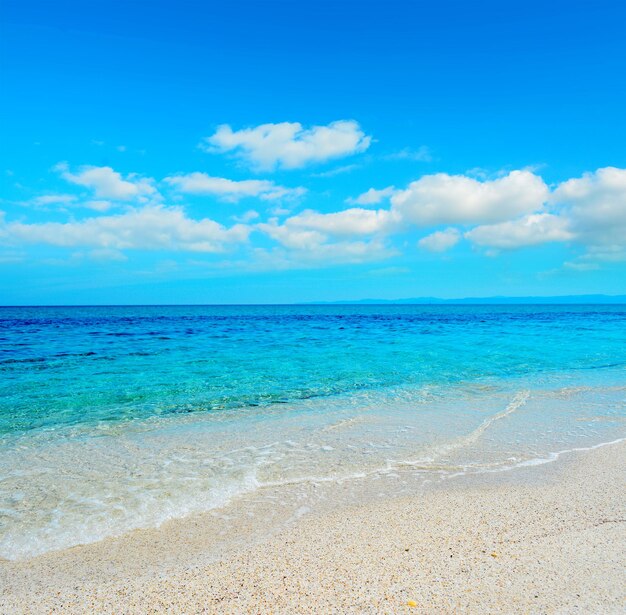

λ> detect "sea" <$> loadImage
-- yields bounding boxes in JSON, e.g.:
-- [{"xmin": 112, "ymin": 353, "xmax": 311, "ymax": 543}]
[{"xmin": 1, "ymin": 305, "xmax": 624, "ymax": 560}]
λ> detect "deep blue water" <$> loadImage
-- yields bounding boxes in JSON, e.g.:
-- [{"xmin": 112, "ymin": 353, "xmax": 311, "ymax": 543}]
[{"xmin": 2, "ymin": 305, "xmax": 625, "ymax": 434}]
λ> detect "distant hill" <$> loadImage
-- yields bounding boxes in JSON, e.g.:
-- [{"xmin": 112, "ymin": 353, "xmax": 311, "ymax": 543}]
[{"xmin": 310, "ymin": 295, "xmax": 626, "ymax": 305}]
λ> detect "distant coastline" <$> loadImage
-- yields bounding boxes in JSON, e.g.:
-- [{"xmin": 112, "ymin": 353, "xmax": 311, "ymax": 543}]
[{"xmin": 308, "ymin": 294, "xmax": 626, "ymax": 305}]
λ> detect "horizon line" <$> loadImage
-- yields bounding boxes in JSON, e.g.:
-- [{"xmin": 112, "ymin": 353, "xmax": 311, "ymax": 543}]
[{"xmin": 2, "ymin": 294, "xmax": 626, "ymax": 308}]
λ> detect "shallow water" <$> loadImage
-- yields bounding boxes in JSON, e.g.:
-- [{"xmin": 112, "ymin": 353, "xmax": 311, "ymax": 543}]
[{"xmin": 1, "ymin": 305, "xmax": 625, "ymax": 559}]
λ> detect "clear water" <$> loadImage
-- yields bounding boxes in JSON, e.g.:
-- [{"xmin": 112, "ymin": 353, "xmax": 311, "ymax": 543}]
[{"xmin": 0, "ymin": 305, "xmax": 625, "ymax": 559}]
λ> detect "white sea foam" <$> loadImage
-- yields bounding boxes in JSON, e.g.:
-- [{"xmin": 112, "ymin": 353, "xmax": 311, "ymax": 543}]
[
  {"xmin": 431, "ymin": 390, "xmax": 530, "ymax": 457},
  {"xmin": 0, "ymin": 381, "xmax": 624, "ymax": 561}
]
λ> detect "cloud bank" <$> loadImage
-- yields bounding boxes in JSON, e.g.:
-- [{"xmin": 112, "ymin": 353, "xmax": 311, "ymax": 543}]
[
  {"xmin": 4, "ymin": 206, "xmax": 250, "ymax": 253},
  {"xmin": 3, "ymin": 131, "xmax": 625, "ymax": 273}
]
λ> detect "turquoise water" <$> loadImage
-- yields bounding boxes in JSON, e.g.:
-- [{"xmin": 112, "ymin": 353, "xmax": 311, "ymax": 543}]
[{"xmin": 1, "ymin": 305, "xmax": 625, "ymax": 559}]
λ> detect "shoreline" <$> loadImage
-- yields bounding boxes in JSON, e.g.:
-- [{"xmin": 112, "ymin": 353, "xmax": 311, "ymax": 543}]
[{"xmin": 1, "ymin": 439, "xmax": 625, "ymax": 613}]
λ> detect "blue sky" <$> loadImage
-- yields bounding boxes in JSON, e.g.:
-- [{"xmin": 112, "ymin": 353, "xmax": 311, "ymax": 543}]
[{"xmin": 1, "ymin": 0, "xmax": 625, "ymax": 304}]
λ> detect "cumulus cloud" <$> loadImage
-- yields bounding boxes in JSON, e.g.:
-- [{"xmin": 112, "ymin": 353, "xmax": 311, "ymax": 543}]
[
  {"xmin": 257, "ymin": 205, "xmax": 395, "ymax": 256},
  {"xmin": 551, "ymin": 166, "xmax": 626, "ymax": 247},
  {"xmin": 462, "ymin": 166, "xmax": 626, "ymax": 254},
  {"xmin": 418, "ymin": 228, "xmax": 461, "ymax": 252},
  {"xmin": 3, "ymin": 206, "xmax": 249, "ymax": 253},
  {"xmin": 202, "ymin": 120, "xmax": 371, "ymax": 170},
  {"xmin": 465, "ymin": 213, "xmax": 573, "ymax": 249},
  {"xmin": 348, "ymin": 186, "xmax": 396, "ymax": 206},
  {"xmin": 391, "ymin": 170, "xmax": 549, "ymax": 225},
  {"xmin": 56, "ymin": 163, "xmax": 157, "ymax": 201},
  {"xmin": 258, "ymin": 223, "xmax": 328, "ymax": 250},
  {"xmin": 164, "ymin": 172, "xmax": 306, "ymax": 201},
  {"xmin": 257, "ymin": 207, "xmax": 396, "ymax": 264},
  {"xmin": 282, "ymin": 208, "xmax": 394, "ymax": 237}
]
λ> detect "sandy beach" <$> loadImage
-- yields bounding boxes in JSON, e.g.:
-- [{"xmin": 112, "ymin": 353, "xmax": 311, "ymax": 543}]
[
  {"xmin": 3, "ymin": 0, "xmax": 626, "ymax": 610},
  {"xmin": 1, "ymin": 439, "xmax": 624, "ymax": 614}
]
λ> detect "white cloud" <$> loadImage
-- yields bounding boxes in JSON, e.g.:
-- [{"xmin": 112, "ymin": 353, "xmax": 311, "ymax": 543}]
[
  {"xmin": 418, "ymin": 228, "xmax": 461, "ymax": 252},
  {"xmin": 465, "ymin": 213, "xmax": 573, "ymax": 249},
  {"xmin": 56, "ymin": 163, "xmax": 157, "ymax": 201},
  {"xmin": 164, "ymin": 172, "xmax": 306, "ymax": 201},
  {"xmin": 348, "ymin": 186, "xmax": 396, "ymax": 206},
  {"xmin": 203, "ymin": 120, "xmax": 371, "ymax": 170},
  {"xmin": 551, "ymin": 167, "xmax": 626, "ymax": 246},
  {"xmin": 3, "ymin": 206, "xmax": 250, "ymax": 253},
  {"xmin": 257, "ymin": 204, "xmax": 397, "ymax": 266},
  {"xmin": 461, "ymin": 166, "xmax": 626, "ymax": 256},
  {"xmin": 257, "ymin": 204, "xmax": 394, "ymax": 254},
  {"xmin": 232, "ymin": 210, "xmax": 260, "ymax": 223},
  {"xmin": 282, "ymin": 208, "xmax": 394, "ymax": 237},
  {"xmin": 391, "ymin": 170, "xmax": 549, "ymax": 225},
  {"xmin": 258, "ymin": 223, "xmax": 327, "ymax": 250}
]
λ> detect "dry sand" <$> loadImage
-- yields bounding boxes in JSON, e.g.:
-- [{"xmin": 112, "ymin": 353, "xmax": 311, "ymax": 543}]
[{"xmin": 1, "ymin": 440, "xmax": 624, "ymax": 614}]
